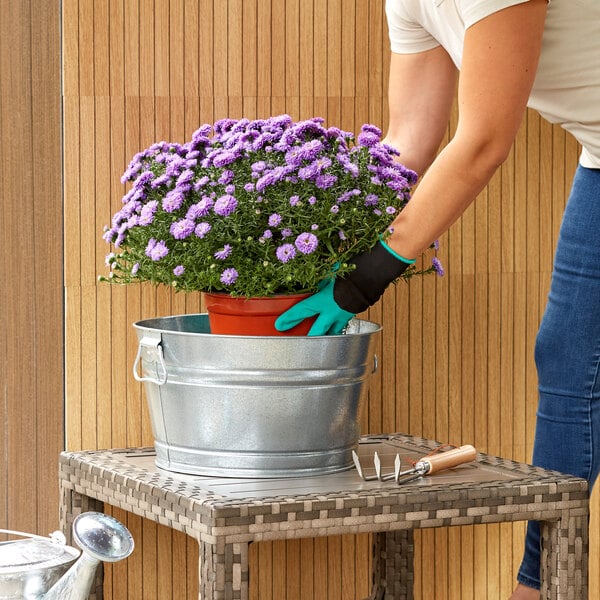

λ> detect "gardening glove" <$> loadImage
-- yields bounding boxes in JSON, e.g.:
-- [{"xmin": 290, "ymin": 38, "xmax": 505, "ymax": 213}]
[{"xmin": 275, "ymin": 240, "xmax": 414, "ymax": 336}]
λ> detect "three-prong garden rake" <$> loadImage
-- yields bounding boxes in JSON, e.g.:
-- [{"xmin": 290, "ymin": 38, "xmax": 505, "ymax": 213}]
[{"xmin": 352, "ymin": 444, "xmax": 477, "ymax": 484}]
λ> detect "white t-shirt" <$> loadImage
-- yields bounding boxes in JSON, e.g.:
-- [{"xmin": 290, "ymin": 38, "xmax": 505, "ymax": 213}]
[{"xmin": 385, "ymin": 0, "xmax": 600, "ymax": 168}]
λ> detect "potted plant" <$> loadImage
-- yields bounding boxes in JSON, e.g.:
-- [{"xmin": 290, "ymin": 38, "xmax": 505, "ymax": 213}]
[
  {"xmin": 102, "ymin": 114, "xmax": 441, "ymax": 334},
  {"xmin": 101, "ymin": 115, "xmax": 444, "ymax": 476}
]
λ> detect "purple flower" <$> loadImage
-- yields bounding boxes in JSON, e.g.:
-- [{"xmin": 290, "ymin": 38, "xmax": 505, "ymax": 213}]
[
  {"xmin": 262, "ymin": 229, "xmax": 273, "ymax": 239},
  {"xmin": 378, "ymin": 165, "xmax": 409, "ymax": 184},
  {"xmin": 132, "ymin": 170, "xmax": 154, "ymax": 189},
  {"xmin": 255, "ymin": 166, "xmax": 289, "ymax": 192},
  {"xmin": 131, "ymin": 262, "xmax": 140, "ymax": 275},
  {"xmin": 294, "ymin": 232, "xmax": 318, "ymax": 255},
  {"xmin": 374, "ymin": 159, "xmax": 417, "ymax": 186},
  {"xmin": 130, "ymin": 188, "xmax": 147, "ymax": 203},
  {"xmin": 385, "ymin": 206, "xmax": 397, "ymax": 215},
  {"xmin": 256, "ymin": 171, "xmax": 277, "ymax": 192},
  {"xmin": 145, "ymin": 238, "xmax": 169, "ymax": 261},
  {"xmin": 150, "ymin": 173, "xmax": 172, "ymax": 189},
  {"xmin": 289, "ymin": 195, "xmax": 300, "ymax": 206},
  {"xmin": 308, "ymin": 196, "xmax": 316, "ymax": 205},
  {"xmin": 212, "ymin": 150, "xmax": 239, "ymax": 167},
  {"xmin": 298, "ymin": 156, "xmax": 331, "ymax": 180},
  {"xmin": 326, "ymin": 126, "xmax": 352, "ymax": 142},
  {"xmin": 193, "ymin": 175, "xmax": 210, "ymax": 191},
  {"xmin": 214, "ymin": 244, "xmax": 232, "ymax": 260},
  {"xmin": 252, "ymin": 133, "xmax": 275, "ymax": 151},
  {"xmin": 432, "ymin": 257, "xmax": 445, "ymax": 276},
  {"xmin": 165, "ymin": 155, "xmax": 187, "ymax": 177},
  {"xmin": 364, "ymin": 193, "xmax": 379, "ymax": 206},
  {"xmin": 338, "ymin": 189, "xmax": 361, "ymax": 203},
  {"xmin": 361, "ymin": 123, "xmax": 382, "ymax": 137},
  {"xmin": 102, "ymin": 228, "xmax": 115, "ymax": 243},
  {"xmin": 173, "ymin": 265, "xmax": 185, "ymax": 276},
  {"xmin": 285, "ymin": 139, "xmax": 323, "ymax": 166},
  {"xmin": 358, "ymin": 123, "xmax": 382, "ymax": 146},
  {"xmin": 368, "ymin": 145, "xmax": 396, "ymax": 167},
  {"xmin": 191, "ymin": 123, "xmax": 212, "ymax": 145},
  {"xmin": 315, "ymin": 174, "xmax": 337, "ymax": 189},
  {"xmin": 358, "ymin": 131, "xmax": 380, "ymax": 147},
  {"xmin": 337, "ymin": 152, "xmax": 359, "ymax": 177},
  {"xmin": 177, "ymin": 169, "xmax": 194, "ymax": 186},
  {"xmin": 244, "ymin": 182, "xmax": 255, "ymax": 192},
  {"xmin": 220, "ymin": 268, "xmax": 238, "ymax": 285},
  {"xmin": 192, "ymin": 196, "xmax": 214, "ymax": 217},
  {"xmin": 218, "ymin": 169, "xmax": 234, "ymax": 185},
  {"xmin": 276, "ymin": 244, "xmax": 296, "ymax": 263},
  {"xmin": 281, "ymin": 228, "xmax": 293, "ymax": 238},
  {"xmin": 214, "ymin": 117, "xmax": 237, "ymax": 135},
  {"xmin": 213, "ymin": 194, "xmax": 238, "ymax": 216},
  {"xmin": 162, "ymin": 190, "xmax": 185, "ymax": 212},
  {"xmin": 273, "ymin": 131, "xmax": 295, "ymax": 152},
  {"xmin": 268, "ymin": 213, "xmax": 282, "ymax": 227},
  {"xmin": 170, "ymin": 219, "xmax": 195, "ymax": 240},
  {"xmin": 121, "ymin": 160, "xmax": 142, "ymax": 183},
  {"xmin": 195, "ymin": 222, "xmax": 211, "ymax": 238},
  {"xmin": 289, "ymin": 118, "xmax": 326, "ymax": 140}
]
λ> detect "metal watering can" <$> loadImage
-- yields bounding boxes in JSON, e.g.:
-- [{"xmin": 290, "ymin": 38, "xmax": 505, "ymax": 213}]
[{"xmin": 0, "ymin": 512, "xmax": 134, "ymax": 599}]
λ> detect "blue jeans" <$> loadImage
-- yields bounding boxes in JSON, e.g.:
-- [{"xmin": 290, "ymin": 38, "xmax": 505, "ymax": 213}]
[{"xmin": 517, "ymin": 165, "xmax": 600, "ymax": 589}]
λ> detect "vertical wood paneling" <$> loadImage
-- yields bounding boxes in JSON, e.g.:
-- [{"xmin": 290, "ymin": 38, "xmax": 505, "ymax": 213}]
[
  {"xmin": 1, "ymin": 0, "xmax": 62, "ymax": 537},
  {"xmin": 59, "ymin": 1, "xmax": 590, "ymax": 598}
]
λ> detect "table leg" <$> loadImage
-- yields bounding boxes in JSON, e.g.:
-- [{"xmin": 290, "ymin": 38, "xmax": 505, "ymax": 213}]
[
  {"xmin": 367, "ymin": 530, "xmax": 414, "ymax": 600},
  {"xmin": 540, "ymin": 514, "xmax": 588, "ymax": 599},
  {"xmin": 59, "ymin": 480, "xmax": 105, "ymax": 600},
  {"xmin": 199, "ymin": 538, "xmax": 250, "ymax": 600}
]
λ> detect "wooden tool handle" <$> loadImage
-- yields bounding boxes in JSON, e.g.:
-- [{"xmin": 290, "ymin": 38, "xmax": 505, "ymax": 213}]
[{"xmin": 421, "ymin": 445, "xmax": 477, "ymax": 474}]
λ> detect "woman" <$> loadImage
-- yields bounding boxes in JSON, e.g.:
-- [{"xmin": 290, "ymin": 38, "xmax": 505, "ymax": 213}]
[{"xmin": 276, "ymin": 1, "xmax": 600, "ymax": 597}]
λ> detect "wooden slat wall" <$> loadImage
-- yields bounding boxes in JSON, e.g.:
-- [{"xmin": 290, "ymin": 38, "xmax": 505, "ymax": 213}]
[
  {"xmin": 1, "ymin": 0, "xmax": 63, "ymax": 538},
  {"xmin": 61, "ymin": 1, "xmax": 597, "ymax": 599}
]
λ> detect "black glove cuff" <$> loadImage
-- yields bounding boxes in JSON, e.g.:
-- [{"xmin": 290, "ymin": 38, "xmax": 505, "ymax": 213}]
[{"xmin": 333, "ymin": 241, "xmax": 410, "ymax": 313}]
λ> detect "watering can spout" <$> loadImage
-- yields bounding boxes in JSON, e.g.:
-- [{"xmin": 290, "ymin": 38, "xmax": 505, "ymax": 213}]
[{"xmin": 43, "ymin": 512, "xmax": 134, "ymax": 600}]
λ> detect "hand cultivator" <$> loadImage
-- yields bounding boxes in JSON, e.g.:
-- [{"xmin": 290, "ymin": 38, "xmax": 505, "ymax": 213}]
[{"xmin": 352, "ymin": 444, "xmax": 477, "ymax": 484}]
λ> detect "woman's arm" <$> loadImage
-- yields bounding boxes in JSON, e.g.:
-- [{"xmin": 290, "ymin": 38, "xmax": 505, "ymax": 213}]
[
  {"xmin": 384, "ymin": 46, "xmax": 458, "ymax": 175},
  {"xmin": 276, "ymin": 0, "xmax": 549, "ymax": 335},
  {"xmin": 386, "ymin": 0, "xmax": 548, "ymax": 259}
]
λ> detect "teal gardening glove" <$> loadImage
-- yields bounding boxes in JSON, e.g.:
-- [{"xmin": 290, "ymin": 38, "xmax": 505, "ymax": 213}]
[{"xmin": 275, "ymin": 240, "xmax": 415, "ymax": 336}]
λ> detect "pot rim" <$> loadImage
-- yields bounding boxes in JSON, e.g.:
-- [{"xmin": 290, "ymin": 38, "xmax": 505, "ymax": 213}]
[{"xmin": 133, "ymin": 313, "xmax": 381, "ymax": 339}]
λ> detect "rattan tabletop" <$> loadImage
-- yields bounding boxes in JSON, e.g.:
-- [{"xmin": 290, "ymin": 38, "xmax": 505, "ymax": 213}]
[{"xmin": 59, "ymin": 433, "xmax": 589, "ymax": 599}]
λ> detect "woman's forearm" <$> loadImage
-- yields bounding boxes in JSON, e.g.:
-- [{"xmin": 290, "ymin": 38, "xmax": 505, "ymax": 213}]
[{"xmin": 386, "ymin": 135, "xmax": 504, "ymax": 258}]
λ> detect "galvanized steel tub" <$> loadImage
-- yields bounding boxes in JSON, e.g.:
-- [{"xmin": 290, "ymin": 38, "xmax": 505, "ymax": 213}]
[{"xmin": 133, "ymin": 314, "xmax": 381, "ymax": 477}]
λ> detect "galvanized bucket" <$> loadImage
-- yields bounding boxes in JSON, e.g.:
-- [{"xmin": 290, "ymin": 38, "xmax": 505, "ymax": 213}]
[{"xmin": 133, "ymin": 314, "xmax": 381, "ymax": 478}]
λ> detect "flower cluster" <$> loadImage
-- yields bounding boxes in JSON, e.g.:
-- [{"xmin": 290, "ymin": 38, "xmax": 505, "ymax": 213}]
[{"xmin": 102, "ymin": 115, "xmax": 440, "ymax": 297}]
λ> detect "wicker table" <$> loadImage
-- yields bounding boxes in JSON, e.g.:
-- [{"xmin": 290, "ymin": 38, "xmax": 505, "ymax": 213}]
[{"xmin": 59, "ymin": 434, "xmax": 589, "ymax": 600}]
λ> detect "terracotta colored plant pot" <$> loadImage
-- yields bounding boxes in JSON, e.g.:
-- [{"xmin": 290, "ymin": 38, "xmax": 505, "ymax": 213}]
[{"xmin": 203, "ymin": 292, "xmax": 317, "ymax": 336}]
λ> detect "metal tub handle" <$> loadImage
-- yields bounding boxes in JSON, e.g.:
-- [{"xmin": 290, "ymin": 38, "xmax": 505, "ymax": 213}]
[{"xmin": 133, "ymin": 335, "xmax": 167, "ymax": 385}]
